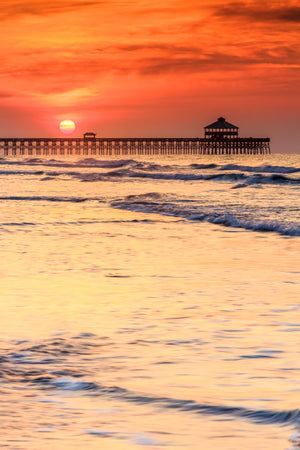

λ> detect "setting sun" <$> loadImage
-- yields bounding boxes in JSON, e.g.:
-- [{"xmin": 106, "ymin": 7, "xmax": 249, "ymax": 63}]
[{"xmin": 59, "ymin": 120, "xmax": 76, "ymax": 134}]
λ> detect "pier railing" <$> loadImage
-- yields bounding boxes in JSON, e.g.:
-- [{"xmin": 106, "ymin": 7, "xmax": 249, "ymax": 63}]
[{"xmin": 0, "ymin": 137, "xmax": 270, "ymax": 157}]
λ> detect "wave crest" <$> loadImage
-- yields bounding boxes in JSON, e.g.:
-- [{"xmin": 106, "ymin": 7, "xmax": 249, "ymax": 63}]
[{"xmin": 111, "ymin": 193, "xmax": 300, "ymax": 236}]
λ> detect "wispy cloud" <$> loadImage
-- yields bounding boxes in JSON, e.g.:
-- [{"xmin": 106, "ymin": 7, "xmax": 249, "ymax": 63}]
[
  {"xmin": 213, "ymin": 2, "xmax": 300, "ymax": 23},
  {"xmin": 1, "ymin": 42, "xmax": 298, "ymax": 98},
  {"xmin": 0, "ymin": 0, "xmax": 105, "ymax": 20}
]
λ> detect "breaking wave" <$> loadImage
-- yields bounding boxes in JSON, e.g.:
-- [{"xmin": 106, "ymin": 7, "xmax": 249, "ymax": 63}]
[
  {"xmin": 217, "ymin": 163, "xmax": 300, "ymax": 174},
  {"xmin": 1, "ymin": 158, "xmax": 299, "ymax": 186},
  {"xmin": 0, "ymin": 169, "xmax": 45, "ymax": 176},
  {"xmin": 67, "ymin": 170, "xmax": 300, "ymax": 186},
  {"xmin": 0, "ymin": 157, "xmax": 135, "ymax": 169},
  {"xmin": 1, "ymin": 158, "xmax": 299, "ymax": 174},
  {"xmin": 0, "ymin": 158, "xmax": 169, "ymax": 171},
  {"xmin": 191, "ymin": 163, "xmax": 300, "ymax": 174},
  {"xmin": 111, "ymin": 193, "xmax": 300, "ymax": 236}
]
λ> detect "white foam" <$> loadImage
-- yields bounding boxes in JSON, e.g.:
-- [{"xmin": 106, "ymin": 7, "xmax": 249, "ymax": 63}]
[{"xmin": 112, "ymin": 194, "xmax": 300, "ymax": 236}]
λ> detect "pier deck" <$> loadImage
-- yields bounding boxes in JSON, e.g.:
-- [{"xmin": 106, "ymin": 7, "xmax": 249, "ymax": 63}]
[{"xmin": 0, "ymin": 137, "xmax": 270, "ymax": 157}]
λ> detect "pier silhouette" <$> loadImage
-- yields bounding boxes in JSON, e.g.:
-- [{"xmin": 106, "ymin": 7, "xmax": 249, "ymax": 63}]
[{"xmin": 0, "ymin": 118, "xmax": 270, "ymax": 157}]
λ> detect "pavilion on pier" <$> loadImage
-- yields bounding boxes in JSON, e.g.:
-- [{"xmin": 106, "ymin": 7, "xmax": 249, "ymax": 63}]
[{"xmin": 205, "ymin": 117, "xmax": 238, "ymax": 139}]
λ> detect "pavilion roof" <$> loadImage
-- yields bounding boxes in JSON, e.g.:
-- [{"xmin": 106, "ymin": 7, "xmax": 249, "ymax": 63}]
[{"xmin": 205, "ymin": 117, "xmax": 238, "ymax": 129}]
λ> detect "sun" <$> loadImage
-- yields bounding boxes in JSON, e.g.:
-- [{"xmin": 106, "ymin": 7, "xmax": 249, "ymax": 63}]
[{"xmin": 59, "ymin": 120, "xmax": 76, "ymax": 134}]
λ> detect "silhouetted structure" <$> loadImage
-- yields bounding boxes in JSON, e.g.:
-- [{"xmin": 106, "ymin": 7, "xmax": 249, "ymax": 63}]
[
  {"xmin": 0, "ymin": 118, "xmax": 270, "ymax": 156},
  {"xmin": 84, "ymin": 132, "xmax": 96, "ymax": 139},
  {"xmin": 205, "ymin": 117, "xmax": 238, "ymax": 139}
]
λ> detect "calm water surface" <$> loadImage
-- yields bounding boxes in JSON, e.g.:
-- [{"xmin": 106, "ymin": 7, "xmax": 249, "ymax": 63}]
[{"xmin": 0, "ymin": 154, "xmax": 299, "ymax": 449}]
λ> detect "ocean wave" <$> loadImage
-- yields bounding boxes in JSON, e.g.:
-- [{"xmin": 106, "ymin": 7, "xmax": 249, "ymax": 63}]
[
  {"xmin": 0, "ymin": 158, "xmax": 169, "ymax": 171},
  {"xmin": 1, "ymin": 360, "xmax": 300, "ymax": 429},
  {"xmin": 289, "ymin": 432, "xmax": 300, "ymax": 449},
  {"xmin": 0, "ymin": 169, "xmax": 45, "ymax": 176},
  {"xmin": 111, "ymin": 193, "xmax": 300, "ymax": 236},
  {"xmin": 132, "ymin": 171, "xmax": 300, "ymax": 185},
  {"xmin": 190, "ymin": 163, "xmax": 218, "ymax": 169},
  {"xmin": 218, "ymin": 164, "xmax": 300, "ymax": 174},
  {"xmin": 72, "ymin": 169, "xmax": 300, "ymax": 185},
  {"xmin": 76, "ymin": 158, "xmax": 135, "ymax": 168},
  {"xmin": 1, "ymin": 159, "xmax": 299, "ymax": 186},
  {"xmin": 0, "ymin": 157, "xmax": 135, "ymax": 168},
  {"xmin": 0, "ymin": 195, "xmax": 100, "ymax": 203},
  {"xmin": 1, "ymin": 336, "xmax": 299, "ymax": 429},
  {"xmin": 1, "ymin": 158, "xmax": 299, "ymax": 174},
  {"xmin": 45, "ymin": 376, "xmax": 300, "ymax": 428},
  {"xmin": 51, "ymin": 378, "xmax": 100, "ymax": 391},
  {"xmin": 190, "ymin": 163, "xmax": 300, "ymax": 174}
]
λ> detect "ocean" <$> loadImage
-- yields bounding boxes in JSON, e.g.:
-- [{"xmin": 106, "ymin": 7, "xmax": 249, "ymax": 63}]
[{"xmin": 0, "ymin": 153, "xmax": 299, "ymax": 449}]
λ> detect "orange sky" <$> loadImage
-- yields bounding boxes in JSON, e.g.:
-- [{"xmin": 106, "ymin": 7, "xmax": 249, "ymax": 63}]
[{"xmin": 0, "ymin": 0, "xmax": 299, "ymax": 152}]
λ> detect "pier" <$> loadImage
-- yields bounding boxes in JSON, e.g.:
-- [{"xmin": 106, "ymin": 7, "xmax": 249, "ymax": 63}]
[{"xmin": 0, "ymin": 118, "xmax": 270, "ymax": 157}]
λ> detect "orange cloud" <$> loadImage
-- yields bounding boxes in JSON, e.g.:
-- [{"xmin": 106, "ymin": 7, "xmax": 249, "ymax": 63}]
[
  {"xmin": 0, "ymin": 0, "xmax": 299, "ymax": 151},
  {"xmin": 0, "ymin": 0, "xmax": 102, "ymax": 20}
]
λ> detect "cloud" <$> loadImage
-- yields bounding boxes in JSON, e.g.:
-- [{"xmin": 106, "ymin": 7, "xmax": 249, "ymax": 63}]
[
  {"xmin": 1, "ymin": 0, "xmax": 298, "ymax": 101},
  {"xmin": 97, "ymin": 43, "xmax": 203, "ymax": 54},
  {"xmin": 213, "ymin": 3, "xmax": 300, "ymax": 23},
  {"xmin": 2, "ymin": 44, "xmax": 298, "ymax": 96},
  {"xmin": 0, "ymin": 0, "xmax": 104, "ymax": 20},
  {"xmin": 135, "ymin": 53, "xmax": 299, "ymax": 76},
  {"xmin": 94, "ymin": 42, "xmax": 299, "ymax": 73}
]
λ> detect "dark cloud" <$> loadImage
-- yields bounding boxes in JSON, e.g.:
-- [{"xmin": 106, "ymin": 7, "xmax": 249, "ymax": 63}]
[
  {"xmin": 96, "ymin": 43, "xmax": 203, "ymax": 55},
  {"xmin": 213, "ymin": 3, "xmax": 300, "ymax": 23},
  {"xmin": 1, "ymin": 37, "xmax": 298, "ymax": 97},
  {"xmin": 94, "ymin": 42, "xmax": 299, "ymax": 72},
  {"xmin": 0, "ymin": 0, "xmax": 104, "ymax": 20},
  {"xmin": 3, "ymin": 46, "xmax": 298, "ymax": 90},
  {"xmin": 134, "ymin": 53, "xmax": 278, "ymax": 75},
  {"xmin": 96, "ymin": 40, "xmax": 299, "ymax": 57}
]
